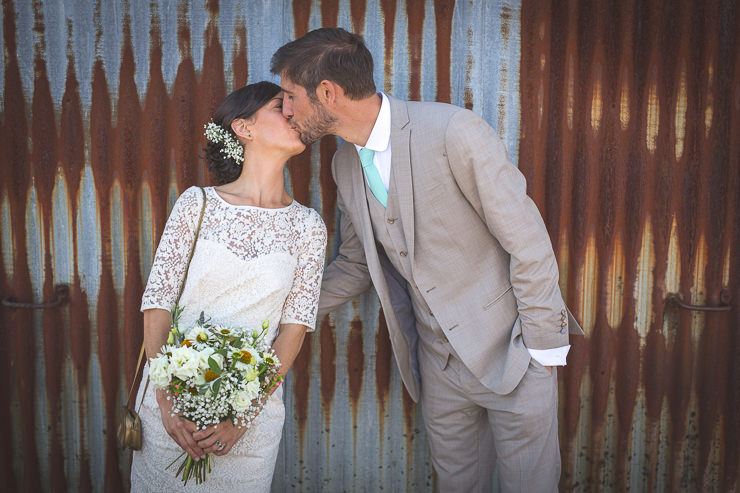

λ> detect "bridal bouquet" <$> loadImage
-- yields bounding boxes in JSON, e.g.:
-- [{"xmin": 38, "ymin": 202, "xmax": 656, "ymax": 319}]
[{"xmin": 148, "ymin": 307, "xmax": 283, "ymax": 485}]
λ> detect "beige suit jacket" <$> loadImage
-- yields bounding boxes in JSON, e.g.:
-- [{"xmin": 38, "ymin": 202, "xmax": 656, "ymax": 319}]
[{"xmin": 318, "ymin": 96, "xmax": 583, "ymax": 402}]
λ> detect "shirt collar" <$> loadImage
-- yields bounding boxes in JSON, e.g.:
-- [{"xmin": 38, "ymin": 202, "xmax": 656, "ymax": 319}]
[{"xmin": 355, "ymin": 93, "xmax": 391, "ymax": 154}]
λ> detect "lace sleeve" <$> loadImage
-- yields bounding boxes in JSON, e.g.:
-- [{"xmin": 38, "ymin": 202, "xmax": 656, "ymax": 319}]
[
  {"xmin": 140, "ymin": 187, "xmax": 203, "ymax": 312},
  {"xmin": 280, "ymin": 209, "xmax": 327, "ymax": 331}
]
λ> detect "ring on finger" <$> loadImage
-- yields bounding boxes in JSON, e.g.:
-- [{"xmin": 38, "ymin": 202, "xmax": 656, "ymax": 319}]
[{"xmin": 216, "ymin": 441, "xmax": 226, "ymax": 451}]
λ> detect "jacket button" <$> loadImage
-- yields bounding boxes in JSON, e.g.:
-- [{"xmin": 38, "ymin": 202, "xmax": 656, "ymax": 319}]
[
  {"xmin": 387, "ymin": 218, "xmax": 396, "ymax": 224},
  {"xmin": 400, "ymin": 251, "xmax": 407, "ymax": 257},
  {"xmin": 560, "ymin": 328, "xmax": 567, "ymax": 334}
]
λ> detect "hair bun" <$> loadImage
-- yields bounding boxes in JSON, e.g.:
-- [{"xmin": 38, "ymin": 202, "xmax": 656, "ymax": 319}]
[{"xmin": 205, "ymin": 137, "xmax": 242, "ymax": 185}]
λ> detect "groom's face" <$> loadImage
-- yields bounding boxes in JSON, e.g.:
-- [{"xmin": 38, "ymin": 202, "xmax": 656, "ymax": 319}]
[{"xmin": 280, "ymin": 74, "xmax": 336, "ymax": 145}]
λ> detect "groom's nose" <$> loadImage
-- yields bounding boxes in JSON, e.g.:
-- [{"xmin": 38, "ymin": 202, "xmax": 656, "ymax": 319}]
[{"xmin": 282, "ymin": 98, "xmax": 294, "ymax": 118}]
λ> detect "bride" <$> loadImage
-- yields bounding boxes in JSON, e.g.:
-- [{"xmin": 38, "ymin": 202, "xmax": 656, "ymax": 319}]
[{"xmin": 130, "ymin": 81, "xmax": 326, "ymax": 491}]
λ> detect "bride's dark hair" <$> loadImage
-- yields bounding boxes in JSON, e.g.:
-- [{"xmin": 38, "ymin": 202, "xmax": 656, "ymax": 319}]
[{"xmin": 205, "ymin": 81, "xmax": 282, "ymax": 184}]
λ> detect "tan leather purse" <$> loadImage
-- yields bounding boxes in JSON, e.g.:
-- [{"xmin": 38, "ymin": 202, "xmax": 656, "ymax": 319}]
[
  {"xmin": 117, "ymin": 343, "xmax": 147, "ymax": 449},
  {"xmin": 117, "ymin": 187, "xmax": 207, "ymax": 450}
]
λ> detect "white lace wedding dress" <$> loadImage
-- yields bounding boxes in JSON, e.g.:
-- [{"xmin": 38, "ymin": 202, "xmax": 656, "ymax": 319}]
[{"xmin": 130, "ymin": 186, "xmax": 326, "ymax": 492}]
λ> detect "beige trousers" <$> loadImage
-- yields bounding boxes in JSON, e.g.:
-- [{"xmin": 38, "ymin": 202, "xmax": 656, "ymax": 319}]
[{"xmin": 418, "ymin": 341, "xmax": 561, "ymax": 493}]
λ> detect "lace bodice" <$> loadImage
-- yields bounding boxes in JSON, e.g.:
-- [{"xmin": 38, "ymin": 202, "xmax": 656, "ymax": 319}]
[{"xmin": 141, "ymin": 186, "xmax": 327, "ymax": 340}]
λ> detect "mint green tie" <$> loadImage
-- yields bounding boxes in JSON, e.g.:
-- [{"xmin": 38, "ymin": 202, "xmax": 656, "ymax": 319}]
[{"xmin": 359, "ymin": 148, "xmax": 387, "ymax": 207}]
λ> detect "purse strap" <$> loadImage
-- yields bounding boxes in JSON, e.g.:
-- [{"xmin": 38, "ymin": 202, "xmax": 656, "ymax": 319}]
[{"xmin": 126, "ymin": 187, "xmax": 208, "ymax": 410}]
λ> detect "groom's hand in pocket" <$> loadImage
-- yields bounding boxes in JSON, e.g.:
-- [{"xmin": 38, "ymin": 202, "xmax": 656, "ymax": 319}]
[{"xmin": 157, "ymin": 389, "xmax": 205, "ymax": 461}]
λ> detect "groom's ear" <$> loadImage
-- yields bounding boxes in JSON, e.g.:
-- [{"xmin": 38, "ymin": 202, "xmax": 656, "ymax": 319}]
[{"xmin": 316, "ymin": 80, "xmax": 340, "ymax": 106}]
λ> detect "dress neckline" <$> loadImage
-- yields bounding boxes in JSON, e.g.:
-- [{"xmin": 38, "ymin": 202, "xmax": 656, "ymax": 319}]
[{"xmin": 209, "ymin": 186, "xmax": 296, "ymax": 211}]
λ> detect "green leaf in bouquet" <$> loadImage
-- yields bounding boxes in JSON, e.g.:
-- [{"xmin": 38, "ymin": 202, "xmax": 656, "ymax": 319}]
[
  {"xmin": 197, "ymin": 311, "xmax": 206, "ymax": 326},
  {"xmin": 232, "ymin": 339, "xmax": 243, "ymax": 349},
  {"xmin": 207, "ymin": 357, "xmax": 222, "ymax": 375},
  {"xmin": 212, "ymin": 378, "xmax": 222, "ymax": 396}
]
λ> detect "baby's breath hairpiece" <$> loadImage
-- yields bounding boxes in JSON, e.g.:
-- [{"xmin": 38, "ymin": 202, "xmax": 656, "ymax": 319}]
[{"xmin": 204, "ymin": 121, "xmax": 244, "ymax": 164}]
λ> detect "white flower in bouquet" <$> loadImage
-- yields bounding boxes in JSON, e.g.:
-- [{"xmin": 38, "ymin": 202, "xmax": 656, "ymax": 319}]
[
  {"xmin": 245, "ymin": 378, "xmax": 260, "ymax": 397},
  {"xmin": 169, "ymin": 346, "xmax": 201, "ymax": 381},
  {"xmin": 149, "ymin": 355, "xmax": 171, "ymax": 388},
  {"xmin": 244, "ymin": 367, "xmax": 260, "ymax": 382},
  {"xmin": 232, "ymin": 389, "xmax": 254, "ymax": 413}
]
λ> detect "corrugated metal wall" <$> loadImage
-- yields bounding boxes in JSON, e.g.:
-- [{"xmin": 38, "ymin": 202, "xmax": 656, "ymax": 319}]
[
  {"xmin": 519, "ymin": 1, "xmax": 739, "ymax": 491},
  {"xmin": 0, "ymin": 0, "xmax": 736, "ymax": 492}
]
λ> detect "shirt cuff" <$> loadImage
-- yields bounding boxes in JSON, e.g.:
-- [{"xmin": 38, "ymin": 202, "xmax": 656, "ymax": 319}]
[{"xmin": 527, "ymin": 345, "xmax": 571, "ymax": 367}]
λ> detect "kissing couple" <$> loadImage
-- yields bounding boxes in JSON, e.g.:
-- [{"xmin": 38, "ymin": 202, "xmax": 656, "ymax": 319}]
[{"xmin": 130, "ymin": 27, "xmax": 582, "ymax": 493}]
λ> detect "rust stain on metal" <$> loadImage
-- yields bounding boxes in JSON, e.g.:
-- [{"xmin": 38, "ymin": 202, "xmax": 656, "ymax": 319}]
[
  {"xmin": 402, "ymin": 386, "xmax": 416, "ymax": 484},
  {"xmin": 320, "ymin": 0, "xmax": 339, "ymax": 27},
  {"xmin": 374, "ymin": 309, "xmax": 392, "ymax": 455},
  {"xmin": 2, "ymin": 1, "xmax": 33, "ymax": 487},
  {"xmin": 319, "ymin": 315, "xmax": 336, "ymax": 429},
  {"xmin": 169, "ymin": 28, "xmax": 198, "ymax": 190},
  {"xmin": 292, "ymin": 333, "xmax": 312, "ymax": 451},
  {"xmin": 319, "ymin": 137, "xmax": 338, "ymax": 235},
  {"xmin": 232, "ymin": 23, "xmax": 248, "ymax": 90},
  {"xmin": 406, "ymin": 0, "xmax": 424, "ymax": 101},
  {"xmin": 116, "ymin": 13, "xmax": 144, "ymax": 438},
  {"xmin": 380, "ymin": 0, "xmax": 397, "ymax": 93},
  {"xmin": 518, "ymin": 1, "xmax": 551, "ymax": 207},
  {"xmin": 347, "ymin": 317, "xmax": 364, "ymax": 430},
  {"xmin": 292, "ymin": 0, "xmax": 311, "ymax": 38},
  {"xmin": 433, "ymin": 0, "xmax": 454, "ymax": 103},
  {"xmin": 350, "ymin": 0, "xmax": 366, "ymax": 34}
]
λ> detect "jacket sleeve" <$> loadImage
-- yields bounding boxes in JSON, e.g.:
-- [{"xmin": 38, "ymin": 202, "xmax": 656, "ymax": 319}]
[
  {"xmin": 318, "ymin": 156, "xmax": 374, "ymax": 319},
  {"xmin": 444, "ymin": 109, "xmax": 570, "ymax": 350}
]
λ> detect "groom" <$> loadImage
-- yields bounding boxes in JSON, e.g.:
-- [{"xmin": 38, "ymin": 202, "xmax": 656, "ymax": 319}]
[{"xmin": 272, "ymin": 28, "xmax": 582, "ymax": 492}]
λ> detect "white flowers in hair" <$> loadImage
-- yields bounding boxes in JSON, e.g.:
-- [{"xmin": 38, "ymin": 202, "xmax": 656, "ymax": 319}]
[{"xmin": 204, "ymin": 121, "xmax": 244, "ymax": 164}]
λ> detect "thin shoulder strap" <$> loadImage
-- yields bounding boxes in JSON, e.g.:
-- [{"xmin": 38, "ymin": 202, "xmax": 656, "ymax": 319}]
[
  {"xmin": 175, "ymin": 186, "xmax": 207, "ymax": 306},
  {"xmin": 126, "ymin": 187, "xmax": 208, "ymax": 409}
]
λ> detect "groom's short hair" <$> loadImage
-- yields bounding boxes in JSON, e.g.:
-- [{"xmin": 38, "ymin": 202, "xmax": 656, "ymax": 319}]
[{"xmin": 271, "ymin": 28, "xmax": 376, "ymax": 100}]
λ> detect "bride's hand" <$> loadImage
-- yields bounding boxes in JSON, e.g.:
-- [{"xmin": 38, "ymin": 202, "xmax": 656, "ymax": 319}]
[
  {"xmin": 156, "ymin": 389, "xmax": 205, "ymax": 461},
  {"xmin": 193, "ymin": 419, "xmax": 248, "ymax": 456}
]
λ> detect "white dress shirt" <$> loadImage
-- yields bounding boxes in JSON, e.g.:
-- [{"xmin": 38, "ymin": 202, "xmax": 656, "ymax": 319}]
[{"xmin": 355, "ymin": 94, "xmax": 570, "ymax": 367}]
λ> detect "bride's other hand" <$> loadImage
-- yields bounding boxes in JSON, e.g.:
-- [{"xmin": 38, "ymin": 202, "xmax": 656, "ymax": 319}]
[
  {"xmin": 157, "ymin": 389, "xmax": 205, "ymax": 461},
  {"xmin": 193, "ymin": 420, "xmax": 247, "ymax": 456}
]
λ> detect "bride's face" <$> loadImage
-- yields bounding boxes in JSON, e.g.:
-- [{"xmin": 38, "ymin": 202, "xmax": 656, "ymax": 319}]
[{"xmin": 249, "ymin": 94, "xmax": 306, "ymax": 157}]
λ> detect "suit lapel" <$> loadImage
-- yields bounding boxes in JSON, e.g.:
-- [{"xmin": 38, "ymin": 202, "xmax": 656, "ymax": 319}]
[{"xmin": 388, "ymin": 96, "xmax": 415, "ymax": 263}]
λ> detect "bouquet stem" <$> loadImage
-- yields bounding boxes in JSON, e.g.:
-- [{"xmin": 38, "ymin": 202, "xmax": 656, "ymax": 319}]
[{"xmin": 166, "ymin": 452, "xmax": 212, "ymax": 485}]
